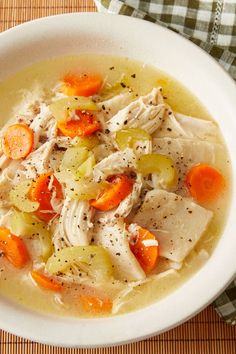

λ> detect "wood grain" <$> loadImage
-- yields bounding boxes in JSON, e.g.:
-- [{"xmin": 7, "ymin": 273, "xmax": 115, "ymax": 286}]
[{"xmin": 0, "ymin": 0, "xmax": 236, "ymax": 352}]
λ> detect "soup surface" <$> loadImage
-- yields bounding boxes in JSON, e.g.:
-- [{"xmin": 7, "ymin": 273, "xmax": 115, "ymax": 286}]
[{"xmin": 0, "ymin": 55, "xmax": 231, "ymax": 317}]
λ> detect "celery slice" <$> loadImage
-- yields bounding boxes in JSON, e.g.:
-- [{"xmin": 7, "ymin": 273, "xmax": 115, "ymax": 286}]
[
  {"xmin": 60, "ymin": 146, "xmax": 90, "ymax": 175},
  {"xmin": 49, "ymin": 96, "xmax": 97, "ymax": 122},
  {"xmin": 76, "ymin": 154, "xmax": 96, "ymax": 178},
  {"xmin": 9, "ymin": 180, "xmax": 39, "ymax": 213},
  {"xmin": 59, "ymin": 144, "xmax": 97, "ymax": 192},
  {"xmin": 137, "ymin": 153, "xmax": 176, "ymax": 187},
  {"xmin": 54, "ymin": 169, "xmax": 74, "ymax": 185},
  {"xmin": 66, "ymin": 178, "xmax": 106, "ymax": 201},
  {"xmin": 115, "ymin": 128, "xmax": 151, "ymax": 150},
  {"xmin": 46, "ymin": 245, "xmax": 113, "ymax": 281},
  {"xmin": 60, "ymin": 145, "xmax": 96, "ymax": 177},
  {"xmin": 73, "ymin": 136, "xmax": 99, "ymax": 149},
  {"xmin": 10, "ymin": 210, "xmax": 52, "ymax": 261}
]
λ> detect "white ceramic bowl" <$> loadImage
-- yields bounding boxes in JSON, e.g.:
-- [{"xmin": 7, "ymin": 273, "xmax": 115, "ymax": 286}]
[{"xmin": 0, "ymin": 13, "xmax": 236, "ymax": 348}]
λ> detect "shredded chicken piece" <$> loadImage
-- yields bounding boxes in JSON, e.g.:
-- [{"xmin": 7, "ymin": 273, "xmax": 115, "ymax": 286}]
[
  {"xmin": 0, "ymin": 161, "xmax": 22, "ymax": 208},
  {"xmin": 97, "ymin": 91, "xmax": 134, "ymax": 120},
  {"xmin": 48, "ymin": 149, "xmax": 64, "ymax": 174},
  {"xmin": 132, "ymin": 140, "xmax": 152, "ymax": 156},
  {"xmin": 92, "ymin": 143, "xmax": 114, "ymax": 163},
  {"xmin": 93, "ymin": 148, "xmax": 137, "ymax": 182},
  {"xmin": 22, "ymin": 139, "xmax": 56, "ymax": 179},
  {"xmin": 55, "ymin": 136, "xmax": 73, "ymax": 149},
  {"xmin": 0, "ymin": 208, "xmax": 13, "ymax": 228},
  {"xmin": 155, "ymin": 109, "xmax": 220, "ymax": 142},
  {"xmin": 45, "ymin": 118, "xmax": 57, "ymax": 140},
  {"xmin": 3, "ymin": 85, "xmax": 52, "ymax": 129},
  {"xmin": 0, "ymin": 176, "xmax": 12, "ymax": 208},
  {"xmin": 53, "ymin": 197, "xmax": 93, "ymax": 250},
  {"xmin": 142, "ymin": 239, "xmax": 159, "ymax": 247},
  {"xmin": 49, "ymin": 176, "xmax": 64, "ymax": 214},
  {"xmin": 14, "ymin": 83, "xmax": 53, "ymax": 115},
  {"xmin": 107, "ymin": 88, "xmax": 166, "ymax": 134},
  {"xmin": 29, "ymin": 103, "xmax": 55, "ymax": 148},
  {"xmin": 96, "ymin": 132, "xmax": 116, "ymax": 152}
]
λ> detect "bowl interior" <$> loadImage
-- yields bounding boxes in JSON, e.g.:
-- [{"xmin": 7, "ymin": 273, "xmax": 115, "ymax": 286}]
[{"xmin": 0, "ymin": 13, "xmax": 236, "ymax": 348}]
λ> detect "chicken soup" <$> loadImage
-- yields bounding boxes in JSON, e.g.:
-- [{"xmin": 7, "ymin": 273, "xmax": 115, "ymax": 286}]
[{"xmin": 0, "ymin": 55, "xmax": 231, "ymax": 317}]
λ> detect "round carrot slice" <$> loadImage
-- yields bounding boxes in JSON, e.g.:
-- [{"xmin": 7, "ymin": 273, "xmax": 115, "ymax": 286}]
[
  {"xmin": 62, "ymin": 74, "xmax": 103, "ymax": 97},
  {"xmin": 185, "ymin": 164, "xmax": 225, "ymax": 203},
  {"xmin": 80, "ymin": 294, "xmax": 112, "ymax": 313},
  {"xmin": 130, "ymin": 227, "xmax": 159, "ymax": 273},
  {"xmin": 29, "ymin": 173, "xmax": 63, "ymax": 222},
  {"xmin": 57, "ymin": 111, "xmax": 100, "ymax": 138},
  {"xmin": 2, "ymin": 124, "xmax": 34, "ymax": 160},
  {"xmin": 90, "ymin": 174, "xmax": 134, "ymax": 211},
  {"xmin": 31, "ymin": 270, "xmax": 63, "ymax": 292},
  {"xmin": 0, "ymin": 227, "xmax": 29, "ymax": 268}
]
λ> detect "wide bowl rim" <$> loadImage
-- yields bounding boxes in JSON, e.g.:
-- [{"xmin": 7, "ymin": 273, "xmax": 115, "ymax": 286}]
[{"xmin": 0, "ymin": 12, "xmax": 236, "ymax": 348}]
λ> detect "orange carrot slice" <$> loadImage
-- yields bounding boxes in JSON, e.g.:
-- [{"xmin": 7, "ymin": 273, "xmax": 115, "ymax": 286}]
[
  {"xmin": 29, "ymin": 173, "xmax": 63, "ymax": 222},
  {"xmin": 2, "ymin": 124, "xmax": 34, "ymax": 160},
  {"xmin": 80, "ymin": 294, "xmax": 112, "ymax": 313},
  {"xmin": 185, "ymin": 164, "xmax": 225, "ymax": 203},
  {"xmin": 62, "ymin": 74, "xmax": 103, "ymax": 97},
  {"xmin": 130, "ymin": 227, "xmax": 159, "ymax": 273},
  {"xmin": 90, "ymin": 174, "xmax": 134, "ymax": 211},
  {"xmin": 0, "ymin": 227, "xmax": 29, "ymax": 268},
  {"xmin": 57, "ymin": 111, "xmax": 100, "ymax": 138},
  {"xmin": 31, "ymin": 270, "xmax": 63, "ymax": 292}
]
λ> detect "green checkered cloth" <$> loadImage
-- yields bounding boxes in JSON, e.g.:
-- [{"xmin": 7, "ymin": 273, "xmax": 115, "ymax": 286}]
[{"xmin": 95, "ymin": 0, "xmax": 236, "ymax": 324}]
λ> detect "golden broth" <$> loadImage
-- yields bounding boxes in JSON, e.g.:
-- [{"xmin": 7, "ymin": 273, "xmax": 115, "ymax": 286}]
[{"xmin": 0, "ymin": 54, "xmax": 231, "ymax": 317}]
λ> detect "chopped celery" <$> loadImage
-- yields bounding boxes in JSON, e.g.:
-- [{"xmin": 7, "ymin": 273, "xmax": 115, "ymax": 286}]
[
  {"xmin": 115, "ymin": 128, "xmax": 151, "ymax": 150},
  {"xmin": 60, "ymin": 144, "xmax": 96, "ymax": 179},
  {"xmin": 46, "ymin": 245, "xmax": 113, "ymax": 281},
  {"xmin": 49, "ymin": 96, "xmax": 97, "ymax": 122},
  {"xmin": 60, "ymin": 146, "xmax": 90, "ymax": 175},
  {"xmin": 137, "ymin": 153, "xmax": 176, "ymax": 188},
  {"xmin": 55, "ymin": 170, "xmax": 106, "ymax": 201},
  {"xmin": 10, "ymin": 209, "xmax": 34, "ymax": 236},
  {"xmin": 76, "ymin": 154, "xmax": 96, "ymax": 178},
  {"xmin": 10, "ymin": 210, "xmax": 52, "ymax": 261},
  {"xmin": 57, "ymin": 142, "xmax": 102, "ymax": 199},
  {"xmin": 9, "ymin": 180, "xmax": 39, "ymax": 213},
  {"xmin": 54, "ymin": 169, "xmax": 74, "ymax": 185},
  {"xmin": 72, "ymin": 136, "xmax": 99, "ymax": 150},
  {"xmin": 66, "ymin": 178, "xmax": 106, "ymax": 200}
]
